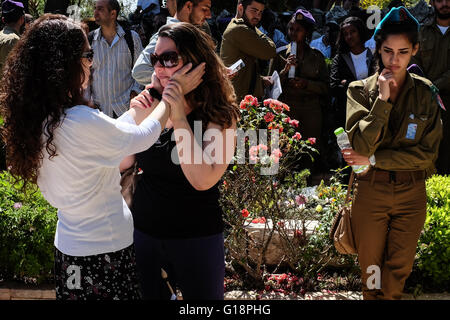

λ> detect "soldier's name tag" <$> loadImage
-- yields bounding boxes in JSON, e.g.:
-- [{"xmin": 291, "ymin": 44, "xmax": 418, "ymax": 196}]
[{"xmin": 406, "ymin": 123, "xmax": 418, "ymax": 140}]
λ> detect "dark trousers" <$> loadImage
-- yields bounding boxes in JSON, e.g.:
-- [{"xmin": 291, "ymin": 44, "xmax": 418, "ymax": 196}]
[{"xmin": 133, "ymin": 229, "xmax": 225, "ymax": 300}]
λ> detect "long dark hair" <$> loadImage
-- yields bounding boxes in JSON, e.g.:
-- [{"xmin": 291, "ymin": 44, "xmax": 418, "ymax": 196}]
[
  {"xmin": 374, "ymin": 21, "xmax": 419, "ymax": 72},
  {"xmin": 336, "ymin": 16, "xmax": 368, "ymax": 54},
  {"xmin": 0, "ymin": 14, "xmax": 88, "ymax": 189},
  {"xmin": 158, "ymin": 23, "xmax": 239, "ymax": 129}
]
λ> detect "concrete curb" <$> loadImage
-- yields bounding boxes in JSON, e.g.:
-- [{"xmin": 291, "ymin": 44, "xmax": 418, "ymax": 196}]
[
  {"xmin": 0, "ymin": 288, "xmax": 56, "ymax": 300},
  {"xmin": 1, "ymin": 287, "xmax": 449, "ymax": 300}
]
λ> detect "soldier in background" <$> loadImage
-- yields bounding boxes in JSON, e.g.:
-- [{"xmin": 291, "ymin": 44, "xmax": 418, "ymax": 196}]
[
  {"xmin": 413, "ymin": 0, "xmax": 450, "ymax": 174},
  {"xmin": 0, "ymin": 0, "xmax": 24, "ymax": 73},
  {"xmin": 220, "ymin": 0, "xmax": 276, "ymax": 102}
]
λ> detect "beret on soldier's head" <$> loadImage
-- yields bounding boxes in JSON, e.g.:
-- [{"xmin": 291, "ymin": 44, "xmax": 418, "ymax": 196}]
[
  {"xmin": 293, "ymin": 8, "xmax": 315, "ymax": 26},
  {"xmin": 1, "ymin": 0, "xmax": 24, "ymax": 14},
  {"xmin": 374, "ymin": 6, "xmax": 419, "ymax": 37}
]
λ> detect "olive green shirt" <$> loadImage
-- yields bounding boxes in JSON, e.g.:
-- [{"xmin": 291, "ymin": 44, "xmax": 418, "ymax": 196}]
[
  {"xmin": 268, "ymin": 43, "xmax": 329, "ymax": 108},
  {"xmin": 0, "ymin": 26, "xmax": 20, "ymax": 73},
  {"xmin": 413, "ymin": 21, "xmax": 450, "ymax": 99},
  {"xmin": 220, "ymin": 18, "xmax": 276, "ymax": 102},
  {"xmin": 346, "ymin": 72, "xmax": 443, "ymax": 174}
]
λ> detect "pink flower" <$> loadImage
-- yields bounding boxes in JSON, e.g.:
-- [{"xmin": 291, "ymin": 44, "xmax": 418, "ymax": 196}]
[
  {"xmin": 258, "ymin": 144, "xmax": 268, "ymax": 151},
  {"xmin": 264, "ymin": 112, "xmax": 275, "ymax": 123},
  {"xmin": 292, "ymin": 132, "xmax": 302, "ymax": 140},
  {"xmin": 308, "ymin": 137, "xmax": 316, "ymax": 145},
  {"xmin": 283, "ymin": 116, "xmax": 291, "ymax": 124},
  {"xmin": 13, "ymin": 202, "xmax": 22, "ymax": 209},
  {"xmin": 270, "ymin": 148, "xmax": 282, "ymax": 164},
  {"xmin": 289, "ymin": 119, "xmax": 299, "ymax": 127},
  {"xmin": 244, "ymin": 95, "xmax": 254, "ymax": 103},
  {"xmin": 295, "ymin": 195, "xmax": 307, "ymax": 206},
  {"xmin": 263, "ymin": 99, "xmax": 273, "ymax": 107},
  {"xmin": 241, "ymin": 209, "xmax": 250, "ymax": 218}
]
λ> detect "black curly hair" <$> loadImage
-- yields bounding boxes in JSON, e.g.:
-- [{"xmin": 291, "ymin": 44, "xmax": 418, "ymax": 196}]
[
  {"xmin": 336, "ymin": 16, "xmax": 368, "ymax": 54},
  {"xmin": 0, "ymin": 14, "xmax": 88, "ymax": 189}
]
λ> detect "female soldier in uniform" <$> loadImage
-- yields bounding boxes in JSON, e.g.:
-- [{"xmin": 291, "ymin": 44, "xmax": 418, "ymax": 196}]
[
  {"xmin": 268, "ymin": 8, "xmax": 329, "ymax": 145},
  {"xmin": 343, "ymin": 7, "xmax": 443, "ymax": 300}
]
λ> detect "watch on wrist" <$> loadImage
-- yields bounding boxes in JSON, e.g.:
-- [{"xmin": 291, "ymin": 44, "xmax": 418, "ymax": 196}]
[
  {"xmin": 369, "ymin": 154, "xmax": 376, "ymax": 166},
  {"xmin": 148, "ymin": 87, "xmax": 162, "ymax": 101}
]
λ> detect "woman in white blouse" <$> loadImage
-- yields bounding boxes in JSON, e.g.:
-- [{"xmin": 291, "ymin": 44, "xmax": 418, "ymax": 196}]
[
  {"xmin": 330, "ymin": 16, "xmax": 376, "ymax": 130},
  {"xmin": 0, "ymin": 14, "xmax": 203, "ymax": 300}
]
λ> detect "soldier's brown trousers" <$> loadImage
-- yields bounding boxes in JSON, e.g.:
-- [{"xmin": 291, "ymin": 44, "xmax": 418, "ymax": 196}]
[{"xmin": 351, "ymin": 169, "xmax": 427, "ymax": 300}]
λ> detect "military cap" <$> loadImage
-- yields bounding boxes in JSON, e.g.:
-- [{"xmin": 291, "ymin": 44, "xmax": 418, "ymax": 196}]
[
  {"xmin": 374, "ymin": 6, "xmax": 419, "ymax": 37},
  {"xmin": 293, "ymin": 8, "xmax": 315, "ymax": 26},
  {"xmin": 1, "ymin": 0, "xmax": 24, "ymax": 15}
]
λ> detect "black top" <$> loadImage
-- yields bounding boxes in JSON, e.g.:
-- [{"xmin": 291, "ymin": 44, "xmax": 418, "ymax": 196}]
[{"xmin": 131, "ymin": 111, "xmax": 224, "ymax": 239}]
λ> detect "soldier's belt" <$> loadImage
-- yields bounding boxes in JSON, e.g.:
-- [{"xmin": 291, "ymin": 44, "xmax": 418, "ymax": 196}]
[{"xmin": 357, "ymin": 169, "xmax": 426, "ymax": 184}]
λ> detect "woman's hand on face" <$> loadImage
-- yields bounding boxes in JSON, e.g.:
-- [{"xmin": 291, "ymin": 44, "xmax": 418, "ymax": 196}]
[
  {"xmin": 145, "ymin": 72, "xmax": 163, "ymax": 93},
  {"xmin": 130, "ymin": 89, "xmax": 154, "ymax": 109},
  {"xmin": 170, "ymin": 62, "xmax": 205, "ymax": 95},
  {"xmin": 377, "ymin": 68, "xmax": 397, "ymax": 102},
  {"xmin": 163, "ymin": 80, "xmax": 186, "ymax": 122},
  {"xmin": 341, "ymin": 148, "xmax": 370, "ymax": 166}
]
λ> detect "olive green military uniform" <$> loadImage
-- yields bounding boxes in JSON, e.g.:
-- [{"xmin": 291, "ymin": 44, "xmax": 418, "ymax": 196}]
[
  {"xmin": 268, "ymin": 43, "xmax": 329, "ymax": 142},
  {"xmin": 412, "ymin": 20, "xmax": 450, "ymax": 174},
  {"xmin": 346, "ymin": 72, "xmax": 443, "ymax": 300},
  {"xmin": 0, "ymin": 26, "xmax": 20, "ymax": 73},
  {"xmin": 220, "ymin": 18, "xmax": 276, "ymax": 102}
]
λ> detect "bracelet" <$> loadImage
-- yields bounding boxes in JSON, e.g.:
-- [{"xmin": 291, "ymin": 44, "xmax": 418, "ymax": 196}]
[{"xmin": 148, "ymin": 87, "xmax": 162, "ymax": 102}]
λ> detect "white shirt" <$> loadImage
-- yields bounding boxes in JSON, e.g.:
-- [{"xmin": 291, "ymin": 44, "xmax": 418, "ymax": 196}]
[
  {"xmin": 351, "ymin": 49, "xmax": 369, "ymax": 80},
  {"xmin": 90, "ymin": 25, "xmax": 143, "ymax": 117},
  {"xmin": 438, "ymin": 25, "xmax": 449, "ymax": 35},
  {"xmin": 310, "ymin": 35, "xmax": 331, "ymax": 58},
  {"xmin": 137, "ymin": 0, "xmax": 160, "ymax": 15},
  {"xmin": 37, "ymin": 106, "xmax": 161, "ymax": 256}
]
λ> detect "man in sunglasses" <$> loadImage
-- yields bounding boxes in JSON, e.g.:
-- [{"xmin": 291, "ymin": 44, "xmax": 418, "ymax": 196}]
[
  {"xmin": 132, "ymin": 0, "xmax": 212, "ymax": 86},
  {"xmin": 89, "ymin": 0, "xmax": 143, "ymax": 118},
  {"xmin": 220, "ymin": 0, "xmax": 276, "ymax": 102}
]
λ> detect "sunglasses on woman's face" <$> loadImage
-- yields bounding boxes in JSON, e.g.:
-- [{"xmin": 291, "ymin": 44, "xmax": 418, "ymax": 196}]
[
  {"xmin": 81, "ymin": 49, "xmax": 94, "ymax": 62},
  {"xmin": 150, "ymin": 51, "xmax": 181, "ymax": 68}
]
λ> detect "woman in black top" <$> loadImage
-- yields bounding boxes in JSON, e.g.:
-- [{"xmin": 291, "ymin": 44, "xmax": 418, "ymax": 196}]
[
  {"xmin": 330, "ymin": 16, "xmax": 376, "ymax": 130},
  {"xmin": 121, "ymin": 23, "xmax": 239, "ymax": 300}
]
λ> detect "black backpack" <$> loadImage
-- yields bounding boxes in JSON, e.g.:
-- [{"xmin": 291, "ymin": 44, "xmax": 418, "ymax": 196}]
[{"xmin": 88, "ymin": 26, "xmax": 135, "ymax": 68}]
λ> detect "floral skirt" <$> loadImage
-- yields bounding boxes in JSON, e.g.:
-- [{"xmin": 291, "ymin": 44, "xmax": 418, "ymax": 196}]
[{"xmin": 54, "ymin": 244, "xmax": 142, "ymax": 300}]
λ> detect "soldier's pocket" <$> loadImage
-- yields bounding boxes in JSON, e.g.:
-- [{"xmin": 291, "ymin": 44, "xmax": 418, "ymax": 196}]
[
  {"xmin": 419, "ymin": 39, "xmax": 434, "ymax": 67},
  {"xmin": 397, "ymin": 114, "xmax": 429, "ymax": 146}
]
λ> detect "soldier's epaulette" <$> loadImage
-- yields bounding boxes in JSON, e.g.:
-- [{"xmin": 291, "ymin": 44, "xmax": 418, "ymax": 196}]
[
  {"xmin": 233, "ymin": 18, "xmax": 246, "ymax": 25},
  {"xmin": 411, "ymin": 73, "xmax": 447, "ymax": 111}
]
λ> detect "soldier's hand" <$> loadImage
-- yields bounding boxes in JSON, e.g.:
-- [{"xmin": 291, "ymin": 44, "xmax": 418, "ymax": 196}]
[
  {"xmin": 377, "ymin": 68, "xmax": 397, "ymax": 101},
  {"xmin": 341, "ymin": 148, "xmax": 370, "ymax": 166},
  {"xmin": 282, "ymin": 54, "xmax": 297, "ymax": 74}
]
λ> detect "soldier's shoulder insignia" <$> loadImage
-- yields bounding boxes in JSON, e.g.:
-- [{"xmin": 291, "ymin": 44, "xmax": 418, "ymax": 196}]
[{"xmin": 430, "ymin": 84, "xmax": 446, "ymax": 111}]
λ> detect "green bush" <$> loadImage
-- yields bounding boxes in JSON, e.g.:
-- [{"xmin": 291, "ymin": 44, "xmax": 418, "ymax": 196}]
[
  {"xmin": 0, "ymin": 170, "xmax": 57, "ymax": 283},
  {"xmin": 415, "ymin": 175, "xmax": 450, "ymax": 286}
]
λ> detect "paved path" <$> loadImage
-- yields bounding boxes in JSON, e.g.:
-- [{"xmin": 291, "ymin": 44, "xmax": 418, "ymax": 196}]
[{"xmin": 1, "ymin": 287, "xmax": 449, "ymax": 300}]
